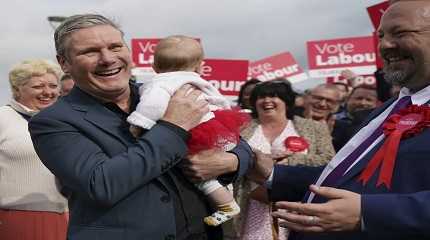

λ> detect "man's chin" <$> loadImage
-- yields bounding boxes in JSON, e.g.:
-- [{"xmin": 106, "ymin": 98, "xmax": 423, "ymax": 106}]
[{"xmin": 384, "ymin": 70, "xmax": 408, "ymax": 86}]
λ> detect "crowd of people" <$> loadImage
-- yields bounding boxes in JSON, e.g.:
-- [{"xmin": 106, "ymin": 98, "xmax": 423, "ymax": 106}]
[{"xmin": 2, "ymin": 0, "xmax": 430, "ymax": 240}]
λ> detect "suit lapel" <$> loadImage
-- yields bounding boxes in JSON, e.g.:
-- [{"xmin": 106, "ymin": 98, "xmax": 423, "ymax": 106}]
[{"xmin": 67, "ymin": 87, "xmax": 130, "ymax": 147}]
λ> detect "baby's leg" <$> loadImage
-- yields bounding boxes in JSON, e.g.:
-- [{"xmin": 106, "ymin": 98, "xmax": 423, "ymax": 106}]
[{"xmin": 196, "ymin": 180, "xmax": 240, "ymax": 226}]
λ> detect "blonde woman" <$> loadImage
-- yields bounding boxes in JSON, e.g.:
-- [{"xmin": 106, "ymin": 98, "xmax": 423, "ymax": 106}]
[{"xmin": 0, "ymin": 59, "xmax": 68, "ymax": 240}]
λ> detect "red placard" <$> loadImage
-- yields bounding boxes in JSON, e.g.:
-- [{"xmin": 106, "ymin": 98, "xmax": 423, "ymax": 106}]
[
  {"xmin": 131, "ymin": 38, "xmax": 201, "ymax": 68},
  {"xmin": 131, "ymin": 39, "xmax": 160, "ymax": 67},
  {"xmin": 373, "ymin": 31, "xmax": 384, "ymax": 69},
  {"xmin": 327, "ymin": 74, "xmax": 376, "ymax": 88},
  {"xmin": 201, "ymin": 59, "xmax": 249, "ymax": 97},
  {"xmin": 307, "ymin": 36, "xmax": 376, "ymax": 78},
  {"xmin": 367, "ymin": 1, "xmax": 390, "ymax": 29},
  {"xmin": 248, "ymin": 52, "xmax": 308, "ymax": 83}
]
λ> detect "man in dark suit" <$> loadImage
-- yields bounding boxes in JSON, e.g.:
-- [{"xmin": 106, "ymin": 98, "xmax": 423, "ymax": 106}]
[
  {"xmin": 332, "ymin": 85, "xmax": 378, "ymax": 151},
  {"xmin": 249, "ymin": 1, "xmax": 430, "ymax": 239},
  {"xmin": 29, "ymin": 14, "xmax": 253, "ymax": 240}
]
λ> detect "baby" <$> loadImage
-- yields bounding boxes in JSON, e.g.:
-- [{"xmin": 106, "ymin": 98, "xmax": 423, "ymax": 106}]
[{"xmin": 127, "ymin": 35, "xmax": 248, "ymax": 226}]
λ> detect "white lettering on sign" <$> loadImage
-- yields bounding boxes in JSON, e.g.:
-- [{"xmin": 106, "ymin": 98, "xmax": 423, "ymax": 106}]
[
  {"xmin": 256, "ymin": 65, "xmax": 299, "ymax": 81},
  {"xmin": 138, "ymin": 41, "xmax": 157, "ymax": 52},
  {"xmin": 208, "ymin": 80, "xmax": 245, "ymax": 92},
  {"xmin": 138, "ymin": 53, "xmax": 154, "ymax": 65},
  {"xmin": 315, "ymin": 43, "xmax": 354, "ymax": 54},
  {"xmin": 316, "ymin": 53, "xmax": 375, "ymax": 66},
  {"xmin": 137, "ymin": 41, "xmax": 157, "ymax": 65},
  {"xmin": 200, "ymin": 64, "xmax": 213, "ymax": 77},
  {"xmin": 249, "ymin": 63, "xmax": 272, "ymax": 75},
  {"xmin": 354, "ymin": 76, "xmax": 376, "ymax": 86}
]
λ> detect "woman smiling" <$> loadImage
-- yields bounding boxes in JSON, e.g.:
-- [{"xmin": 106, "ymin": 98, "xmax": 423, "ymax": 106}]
[
  {"xmin": 235, "ymin": 79, "xmax": 335, "ymax": 240},
  {"xmin": 0, "ymin": 59, "xmax": 68, "ymax": 240}
]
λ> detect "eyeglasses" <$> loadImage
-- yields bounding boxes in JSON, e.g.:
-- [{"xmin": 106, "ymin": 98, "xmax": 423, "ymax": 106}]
[{"xmin": 309, "ymin": 94, "xmax": 339, "ymax": 107}]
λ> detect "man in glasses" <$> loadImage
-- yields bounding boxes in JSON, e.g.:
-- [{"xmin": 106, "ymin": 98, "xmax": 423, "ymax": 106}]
[{"xmin": 303, "ymin": 84, "xmax": 341, "ymax": 131}]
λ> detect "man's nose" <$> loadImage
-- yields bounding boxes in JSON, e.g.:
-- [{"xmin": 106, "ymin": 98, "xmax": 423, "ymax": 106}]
[
  {"xmin": 99, "ymin": 49, "xmax": 116, "ymax": 64},
  {"xmin": 378, "ymin": 35, "xmax": 398, "ymax": 52}
]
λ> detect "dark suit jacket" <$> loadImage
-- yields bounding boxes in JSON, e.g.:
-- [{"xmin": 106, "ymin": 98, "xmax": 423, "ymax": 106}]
[
  {"xmin": 271, "ymin": 98, "xmax": 430, "ymax": 240},
  {"xmin": 29, "ymin": 86, "xmax": 253, "ymax": 240}
]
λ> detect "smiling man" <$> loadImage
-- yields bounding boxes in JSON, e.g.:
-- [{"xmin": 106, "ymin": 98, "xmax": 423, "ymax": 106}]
[
  {"xmin": 28, "ymin": 14, "xmax": 253, "ymax": 240},
  {"xmin": 248, "ymin": 1, "xmax": 430, "ymax": 239}
]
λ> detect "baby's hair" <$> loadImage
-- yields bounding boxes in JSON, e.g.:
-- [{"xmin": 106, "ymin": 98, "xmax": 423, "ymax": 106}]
[{"xmin": 153, "ymin": 35, "xmax": 203, "ymax": 73}]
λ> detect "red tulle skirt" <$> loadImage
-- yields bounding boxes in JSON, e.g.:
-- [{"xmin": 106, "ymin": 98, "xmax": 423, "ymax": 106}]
[{"xmin": 187, "ymin": 109, "xmax": 250, "ymax": 154}]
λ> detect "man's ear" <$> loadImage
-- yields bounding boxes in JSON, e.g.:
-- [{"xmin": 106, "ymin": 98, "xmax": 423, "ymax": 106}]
[{"xmin": 56, "ymin": 55, "xmax": 70, "ymax": 74}]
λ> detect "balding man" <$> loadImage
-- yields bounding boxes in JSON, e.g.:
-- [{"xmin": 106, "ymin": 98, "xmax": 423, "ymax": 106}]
[{"xmin": 250, "ymin": 1, "xmax": 430, "ymax": 239}]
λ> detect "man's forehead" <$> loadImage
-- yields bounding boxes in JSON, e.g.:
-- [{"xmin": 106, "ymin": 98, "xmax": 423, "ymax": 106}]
[
  {"xmin": 380, "ymin": 1, "xmax": 430, "ymax": 29},
  {"xmin": 352, "ymin": 88, "xmax": 377, "ymax": 97},
  {"xmin": 312, "ymin": 86, "xmax": 339, "ymax": 98},
  {"xmin": 66, "ymin": 26, "xmax": 124, "ymax": 47}
]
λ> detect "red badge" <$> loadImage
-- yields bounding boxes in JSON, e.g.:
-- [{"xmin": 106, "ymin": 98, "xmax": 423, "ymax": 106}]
[
  {"xmin": 358, "ymin": 105, "xmax": 430, "ymax": 189},
  {"xmin": 284, "ymin": 136, "xmax": 309, "ymax": 153}
]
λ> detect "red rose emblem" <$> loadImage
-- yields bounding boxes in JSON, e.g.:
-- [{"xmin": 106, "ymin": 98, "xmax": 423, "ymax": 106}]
[{"xmin": 284, "ymin": 136, "xmax": 309, "ymax": 153}]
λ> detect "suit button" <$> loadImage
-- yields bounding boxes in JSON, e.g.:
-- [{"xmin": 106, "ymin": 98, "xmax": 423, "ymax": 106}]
[
  {"xmin": 160, "ymin": 195, "xmax": 171, "ymax": 203},
  {"xmin": 165, "ymin": 234, "xmax": 175, "ymax": 240}
]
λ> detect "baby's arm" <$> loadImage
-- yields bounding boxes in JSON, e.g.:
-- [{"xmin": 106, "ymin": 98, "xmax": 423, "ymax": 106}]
[{"xmin": 127, "ymin": 85, "xmax": 171, "ymax": 129}]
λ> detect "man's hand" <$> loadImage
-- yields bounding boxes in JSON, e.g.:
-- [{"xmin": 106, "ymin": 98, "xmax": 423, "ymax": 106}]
[
  {"xmin": 272, "ymin": 185, "xmax": 361, "ymax": 232},
  {"xmin": 181, "ymin": 149, "xmax": 238, "ymax": 182},
  {"xmin": 162, "ymin": 84, "xmax": 209, "ymax": 131},
  {"xmin": 247, "ymin": 150, "xmax": 274, "ymax": 185}
]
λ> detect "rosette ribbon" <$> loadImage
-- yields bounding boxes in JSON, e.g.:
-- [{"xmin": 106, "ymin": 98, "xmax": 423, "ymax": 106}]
[{"xmin": 357, "ymin": 105, "xmax": 430, "ymax": 189}]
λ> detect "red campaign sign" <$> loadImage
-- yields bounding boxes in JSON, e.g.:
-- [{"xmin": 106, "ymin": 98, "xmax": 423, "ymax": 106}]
[
  {"xmin": 307, "ymin": 36, "xmax": 376, "ymax": 78},
  {"xmin": 131, "ymin": 38, "xmax": 201, "ymax": 68},
  {"xmin": 367, "ymin": 1, "xmax": 390, "ymax": 29},
  {"xmin": 248, "ymin": 52, "xmax": 308, "ymax": 83},
  {"xmin": 327, "ymin": 74, "xmax": 377, "ymax": 88},
  {"xmin": 373, "ymin": 31, "xmax": 384, "ymax": 68},
  {"xmin": 131, "ymin": 39, "xmax": 160, "ymax": 67},
  {"xmin": 201, "ymin": 59, "xmax": 249, "ymax": 96}
]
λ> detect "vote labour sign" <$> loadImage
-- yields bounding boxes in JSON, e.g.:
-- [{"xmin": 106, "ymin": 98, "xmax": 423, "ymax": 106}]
[
  {"xmin": 327, "ymin": 74, "xmax": 377, "ymax": 88},
  {"xmin": 131, "ymin": 39, "xmax": 159, "ymax": 67},
  {"xmin": 307, "ymin": 36, "xmax": 377, "ymax": 78},
  {"xmin": 248, "ymin": 52, "xmax": 308, "ymax": 83},
  {"xmin": 201, "ymin": 59, "xmax": 249, "ymax": 97},
  {"xmin": 131, "ymin": 38, "xmax": 201, "ymax": 68},
  {"xmin": 367, "ymin": 1, "xmax": 389, "ymax": 30}
]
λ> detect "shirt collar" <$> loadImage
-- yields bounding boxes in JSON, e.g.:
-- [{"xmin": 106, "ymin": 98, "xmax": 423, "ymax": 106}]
[
  {"xmin": 8, "ymin": 99, "xmax": 39, "ymax": 116},
  {"xmin": 398, "ymin": 84, "xmax": 430, "ymax": 105}
]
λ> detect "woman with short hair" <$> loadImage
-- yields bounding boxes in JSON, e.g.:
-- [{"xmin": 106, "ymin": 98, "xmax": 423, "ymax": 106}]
[
  {"xmin": 235, "ymin": 79, "xmax": 335, "ymax": 240},
  {"xmin": 0, "ymin": 59, "xmax": 68, "ymax": 240}
]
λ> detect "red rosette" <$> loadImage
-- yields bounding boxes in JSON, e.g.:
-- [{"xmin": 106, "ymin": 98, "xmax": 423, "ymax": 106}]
[
  {"xmin": 358, "ymin": 104, "xmax": 430, "ymax": 189},
  {"xmin": 284, "ymin": 136, "xmax": 309, "ymax": 153}
]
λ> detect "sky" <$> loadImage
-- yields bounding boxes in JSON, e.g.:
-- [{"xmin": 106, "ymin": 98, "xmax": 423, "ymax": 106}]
[{"xmin": 0, "ymin": 0, "xmax": 384, "ymax": 105}]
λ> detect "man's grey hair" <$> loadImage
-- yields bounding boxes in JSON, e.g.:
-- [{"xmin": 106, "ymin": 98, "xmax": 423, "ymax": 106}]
[{"xmin": 54, "ymin": 14, "xmax": 123, "ymax": 57}]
